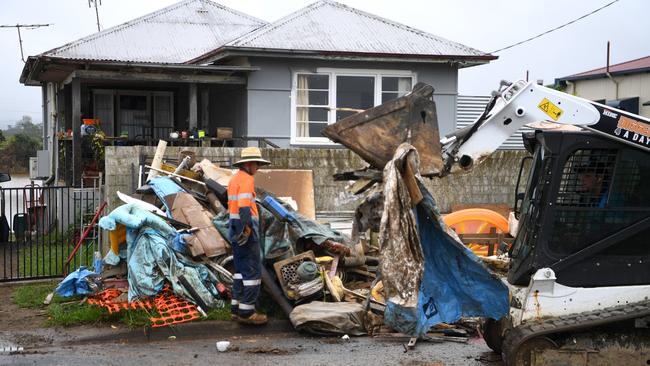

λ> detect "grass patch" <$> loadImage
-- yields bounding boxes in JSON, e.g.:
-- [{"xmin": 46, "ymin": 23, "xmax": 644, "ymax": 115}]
[
  {"xmin": 47, "ymin": 303, "xmax": 104, "ymax": 326},
  {"xmin": 12, "ymin": 283, "xmax": 244, "ymax": 328},
  {"xmin": 12, "ymin": 281, "xmax": 81, "ymax": 309},
  {"xmin": 17, "ymin": 227, "xmax": 95, "ymax": 278},
  {"xmin": 12, "ymin": 282, "xmax": 154, "ymax": 328},
  {"xmin": 206, "ymin": 303, "xmax": 232, "ymax": 321},
  {"xmin": 12, "ymin": 282, "xmax": 59, "ymax": 309}
]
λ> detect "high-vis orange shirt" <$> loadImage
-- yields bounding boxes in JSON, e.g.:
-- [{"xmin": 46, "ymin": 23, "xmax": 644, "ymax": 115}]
[{"xmin": 227, "ymin": 170, "xmax": 259, "ymax": 219}]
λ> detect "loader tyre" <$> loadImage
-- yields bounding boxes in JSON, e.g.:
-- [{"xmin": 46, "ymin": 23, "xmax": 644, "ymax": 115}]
[{"xmin": 481, "ymin": 317, "xmax": 505, "ymax": 353}]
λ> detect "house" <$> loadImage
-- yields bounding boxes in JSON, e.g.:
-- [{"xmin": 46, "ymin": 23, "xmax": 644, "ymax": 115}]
[
  {"xmin": 19, "ymin": 0, "xmax": 495, "ymax": 186},
  {"xmin": 555, "ymin": 55, "xmax": 650, "ymax": 118}
]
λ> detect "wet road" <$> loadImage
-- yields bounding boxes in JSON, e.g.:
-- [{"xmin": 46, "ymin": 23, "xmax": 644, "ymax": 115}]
[{"xmin": 0, "ymin": 331, "xmax": 500, "ymax": 366}]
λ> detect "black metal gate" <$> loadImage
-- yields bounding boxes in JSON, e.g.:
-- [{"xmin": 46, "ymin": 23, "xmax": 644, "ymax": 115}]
[{"xmin": 0, "ymin": 184, "xmax": 103, "ymax": 282}]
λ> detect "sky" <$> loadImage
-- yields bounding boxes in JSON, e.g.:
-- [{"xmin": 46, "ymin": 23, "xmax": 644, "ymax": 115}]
[{"xmin": 1, "ymin": 0, "xmax": 649, "ymax": 128}]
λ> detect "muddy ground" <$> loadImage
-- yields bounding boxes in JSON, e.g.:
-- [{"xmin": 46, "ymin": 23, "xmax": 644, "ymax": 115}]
[
  {"xmin": 0, "ymin": 331, "xmax": 501, "ymax": 366},
  {"xmin": 0, "ymin": 283, "xmax": 502, "ymax": 365}
]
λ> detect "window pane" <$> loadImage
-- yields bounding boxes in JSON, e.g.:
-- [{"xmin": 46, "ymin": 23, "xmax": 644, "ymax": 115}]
[
  {"xmin": 298, "ymin": 74, "xmax": 329, "ymax": 90},
  {"xmin": 297, "ymin": 90, "xmax": 328, "ymax": 106},
  {"xmin": 382, "ymin": 92, "xmax": 400, "ymax": 103},
  {"xmin": 308, "ymin": 107, "xmax": 328, "ymax": 122},
  {"xmin": 382, "ymin": 76, "xmax": 412, "ymax": 92},
  {"xmin": 308, "ymin": 122, "xmax": 327, "ymax": 138},
  {"xmin": 296, "ymin": 122, "xmax": 327, "ymax": 138},
  {"xmin": 382, "ymin": 77, "xmax": 399, "ymax": 92},
  {"xmin": 296, "ymin": 107, "xmax": 328, "ymax": 122},
  {"xmin": 336, "ymin": 76, "xmax": 374, "ymax": 120},
  {"xmin": 296, "ymin": 122, "xmax": 308, "ymax": 138}
]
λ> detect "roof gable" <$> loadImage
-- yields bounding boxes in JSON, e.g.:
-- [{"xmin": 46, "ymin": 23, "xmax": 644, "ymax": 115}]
[
  {"xmin": 41, "ymin": 0, "xmax": 266, "ymax": 64},
  {"xmin": 223, "ymin": 0, "xmax": 489, "ymax": 59}
]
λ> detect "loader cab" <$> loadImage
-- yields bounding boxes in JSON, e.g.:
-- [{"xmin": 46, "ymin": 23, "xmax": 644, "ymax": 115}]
[{"xmin": 508, "ymin": 130, "xmax": 650, "ymax": 287}]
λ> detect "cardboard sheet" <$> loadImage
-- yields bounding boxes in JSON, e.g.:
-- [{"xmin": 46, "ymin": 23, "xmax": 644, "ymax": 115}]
[
  {"xmin": 171, "ymin": 192, "xmax": 228, "ymax": 257},
  {"xmin": 256, "ymin": 170, "xmax": 316, "ymax": 220}
]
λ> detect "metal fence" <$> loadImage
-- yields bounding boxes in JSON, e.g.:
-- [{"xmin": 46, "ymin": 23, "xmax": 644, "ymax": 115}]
[{"xmin": 0, "ymin": 182, "xmax": 103, "ymax": 282}]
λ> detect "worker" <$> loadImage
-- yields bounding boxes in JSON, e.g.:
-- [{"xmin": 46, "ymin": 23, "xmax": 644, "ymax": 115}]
[
  {"xmin": 227, "ymin": 147, "xmax": 270, "ymax": 325},
  {"xmin": 576, "ymin": 161, "xmax": 613, "ymax": 208}
]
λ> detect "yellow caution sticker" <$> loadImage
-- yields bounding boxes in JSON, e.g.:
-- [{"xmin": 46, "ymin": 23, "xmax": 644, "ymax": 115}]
[{"xmin": 538, "ymin": 98, "xmax": 563, "ymax": 121}]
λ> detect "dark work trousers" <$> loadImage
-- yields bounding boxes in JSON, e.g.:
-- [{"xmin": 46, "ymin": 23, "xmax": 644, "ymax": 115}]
[{"xmin": 230, "ymin": 233, "xmax": 262, "ymax": 318}]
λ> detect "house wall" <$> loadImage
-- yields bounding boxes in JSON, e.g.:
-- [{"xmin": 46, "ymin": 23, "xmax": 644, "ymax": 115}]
[
  {"xmin": 104, "ymin": 146, "xmax": 528, "ymax": 215},
  {"xmin": 565, "ymin": 73, "xmax": 650, "ymax": 118},
  {"xmin": 245, "ymin": 57, "xmax": 459, "ymax": 147}
]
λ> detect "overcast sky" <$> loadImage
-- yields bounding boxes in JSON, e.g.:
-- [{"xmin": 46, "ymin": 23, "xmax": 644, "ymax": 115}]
[{"xmin": 1, "ymin": 0, "xmax": 648, "ymax": 127}]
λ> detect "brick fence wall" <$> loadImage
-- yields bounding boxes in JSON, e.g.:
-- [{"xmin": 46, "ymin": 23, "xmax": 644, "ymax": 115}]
[{"xmin": 105, "ymin": 146, "xmax": 529, "ymax": 213}]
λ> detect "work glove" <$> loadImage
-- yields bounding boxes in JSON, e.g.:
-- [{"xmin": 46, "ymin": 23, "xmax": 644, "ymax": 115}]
[{"xmin": 235, "ymin": 225, "xmax": 252, "ymax": 246}]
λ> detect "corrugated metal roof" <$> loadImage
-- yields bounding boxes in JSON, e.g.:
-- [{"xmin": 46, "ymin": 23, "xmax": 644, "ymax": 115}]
[
  {"xmin": 558, "ymin": 55, "xmax": 650, "ymax": 82},
  {"xmin": 457, "ymin": 95, "xmax": 529, "ymax": 150},
  {"xmin": 225, "ymin": 0, "xmax": 491, "ymax": 59},
  {"xmin": 41, "ymin": 0, "xmax": 266, "ymax": 64}
]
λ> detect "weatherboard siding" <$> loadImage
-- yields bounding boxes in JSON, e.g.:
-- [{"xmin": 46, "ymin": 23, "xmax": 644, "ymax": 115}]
[
  {"xmin": 567, "ymin": 73, "xmax": 650, "ymax": 118},
  {"xmin": 244, "ymin": 57, "xmax": 460, "ymax": 147}
]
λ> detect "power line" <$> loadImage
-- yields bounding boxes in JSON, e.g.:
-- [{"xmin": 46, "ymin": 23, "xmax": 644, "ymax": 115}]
[
  {"xmin": 490, "ymin": 0, "xmax": 620, "ymax": 54},
  {"xmin": 0, "ymin": 23, "xmax": 52, "ymax": 62}
]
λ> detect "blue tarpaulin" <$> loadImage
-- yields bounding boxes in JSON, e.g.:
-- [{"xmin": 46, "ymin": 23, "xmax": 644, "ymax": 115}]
[
  {"xmin": 380, "ymin": 144, "xmax": 509, "ymax": 337},
  {"xmin": 55, "ymin": 266, "xmax": 96, "ymax": 297},
  {"xmin": 148, "ymin": 176, "xmax": 186, "ymax": 215}
]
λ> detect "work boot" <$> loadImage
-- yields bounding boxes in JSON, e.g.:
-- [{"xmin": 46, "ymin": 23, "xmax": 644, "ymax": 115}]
[{"xmin": 237, "ymin": 312, "xmax": 268, "ymax": 325}]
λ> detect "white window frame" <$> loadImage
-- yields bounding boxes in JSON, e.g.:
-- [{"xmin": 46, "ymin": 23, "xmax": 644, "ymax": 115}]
[{"xmin": 290, "ymin": 68, "xmax": 416, "ymax": 145}]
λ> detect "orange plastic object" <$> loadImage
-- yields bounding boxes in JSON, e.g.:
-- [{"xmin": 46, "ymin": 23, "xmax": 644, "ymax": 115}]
[
  {"xmin": 87, "ymin": 288, "xmax": 153, "ymax": 314},
  {"xmin": 150, "ymin": 289, "xmax": 200, "ymax": 328},
  {"xmin": 88, "ymin": 287, "xmax": 200, "ymax": 327},
  {"xmin": 109, "ymin": 224, "xmax": 127, "ymax": 255},
  {"xmin": 443, "ymin": 208, "xmax": 509, "ymax": 257},
  {"xmin": 83, "ymin": 118, "xmax": 99, "ymax": 125}
]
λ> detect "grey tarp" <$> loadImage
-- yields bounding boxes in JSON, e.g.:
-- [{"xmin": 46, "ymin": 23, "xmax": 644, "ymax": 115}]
[
  {"xmin": 380, "ymin": 144, "xmax": 509, "ymax": 337},
  {"xmin": 290, "ymin": 301, "xmax": 366, "ymax": 336}
]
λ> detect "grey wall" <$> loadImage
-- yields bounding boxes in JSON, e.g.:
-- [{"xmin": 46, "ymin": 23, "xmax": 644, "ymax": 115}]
[
  {"xmin": 245, "ymin": 57, "xmax": 459, "ymax": 147},
  {"xmin": 105, "ymin": 146, "xmax": 528, "ymax": 214}
]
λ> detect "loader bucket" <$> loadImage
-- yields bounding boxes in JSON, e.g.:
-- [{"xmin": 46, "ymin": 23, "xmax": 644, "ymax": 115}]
[{"xmin": 322, "ymin": 82, "xmax": 443, "ymax": 176}]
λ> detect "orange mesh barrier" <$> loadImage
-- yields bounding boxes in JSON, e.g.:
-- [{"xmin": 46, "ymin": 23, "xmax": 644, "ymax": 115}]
[
  {"xmin": 149, "ymin": 289, "xmax": 200, "ymax": 328},
  {"xmin": 88, "ymin": 287, "xmax": 200, "ymax": 327},
  {"xmin": 88, "ymin": 288, "xmax": 153, "ymax": 314}
]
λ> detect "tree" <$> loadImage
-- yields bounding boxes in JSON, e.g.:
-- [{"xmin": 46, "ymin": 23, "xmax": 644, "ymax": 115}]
[
  {"xmin": 0, "ymin": 129, "xmax": 5, "ymax": 144},
  {"xmin": 4, "ymin": 115, "xmax": 42, "ymax": 140},
  {"xmin": 0, "ymin": 133, "xmax": 42, "ymax": 174}
]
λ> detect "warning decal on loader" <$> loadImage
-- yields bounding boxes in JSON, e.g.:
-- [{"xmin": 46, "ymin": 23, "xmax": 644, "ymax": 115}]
[{"xmin": 538, "ymin": 98, "xmax": 563, "ymax": 121}]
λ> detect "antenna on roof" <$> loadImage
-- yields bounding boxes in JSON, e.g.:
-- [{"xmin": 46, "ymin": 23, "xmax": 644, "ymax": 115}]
[
  {"xmin": 0, "ymin": 23, "xmax": 52, "ymax": 62},
  {"xmin": 88, "ymin": 0, "xmax": 103, "ymax": 32}
]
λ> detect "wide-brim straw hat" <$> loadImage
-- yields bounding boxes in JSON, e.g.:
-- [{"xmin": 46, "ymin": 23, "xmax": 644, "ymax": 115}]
[{"xmin": 233, "ymin": 147, "xmax": 271, "ymax": 167}]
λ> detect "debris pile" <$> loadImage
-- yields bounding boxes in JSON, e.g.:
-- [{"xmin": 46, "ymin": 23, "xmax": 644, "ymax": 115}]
[{"xmin": 56, "ymin": 86, "xmax": 509, "ymax": 341}]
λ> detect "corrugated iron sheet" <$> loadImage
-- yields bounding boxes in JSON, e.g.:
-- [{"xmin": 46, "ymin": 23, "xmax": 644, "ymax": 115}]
[
  {"xmin": 42, "ymin": 0, "xmax": 266, "ymax": 64},
  {"xmin": 559, "ymin": 55, "xmax": 650, "ymax": 81},
  {"xmin": 227, "ymin": 0, "xmax": 488, "ymax": 58},
  {"xmin": 456, "ymin": 95, "xmax": 529, "ymax": 150}
]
